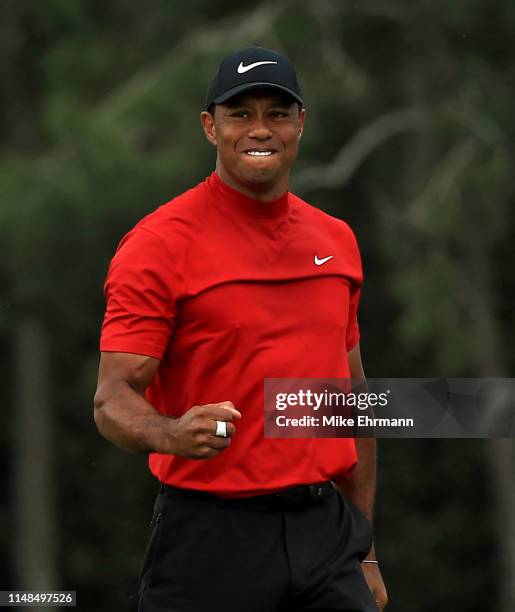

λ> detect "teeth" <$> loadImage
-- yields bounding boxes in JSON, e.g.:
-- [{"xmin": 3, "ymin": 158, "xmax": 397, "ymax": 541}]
[{"xmin": 246, "ymin": 151, "xmax": 273, "ymax": 156}]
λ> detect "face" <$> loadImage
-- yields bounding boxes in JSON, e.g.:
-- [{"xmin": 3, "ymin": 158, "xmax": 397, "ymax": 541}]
[{"xmin": 201, "ymin": 89, "xmax": 306, "ymax": 198}]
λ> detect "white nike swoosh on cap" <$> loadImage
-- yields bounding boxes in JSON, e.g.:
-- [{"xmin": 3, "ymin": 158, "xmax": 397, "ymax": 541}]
[
  {"xmin": 237, "ymin": 60, "xmax": 278, "ymax": 74},
  {"xmin": 314, "ymin": 255, "xmax": 334, "ymax": 266}
]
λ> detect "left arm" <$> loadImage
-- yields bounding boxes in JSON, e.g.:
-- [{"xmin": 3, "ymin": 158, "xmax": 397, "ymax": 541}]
[
  {"xmin": 335, "ymin": 343, "xmax": 376, "ymax": 528},
  {"xmin": 333, "ymin": 342, "xmax": 388, "ymax": 610}
]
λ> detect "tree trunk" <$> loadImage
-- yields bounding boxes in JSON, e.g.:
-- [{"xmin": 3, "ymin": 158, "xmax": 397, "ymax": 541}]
[
  {"xmin": 469, "ymin": 237, "xmax": 515, "ymax": 612},
  {"xmin": 487, "ymin": 440, "xmax": 515, "ymax": 610},
  {"xmin": 12, "ymin": 319, "xmax": 58, "ymax": 609}
]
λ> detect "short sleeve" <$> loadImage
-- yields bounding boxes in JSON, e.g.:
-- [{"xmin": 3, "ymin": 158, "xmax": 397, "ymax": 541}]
[
  {"xmin": 346, "ymin": 285, "xmax": 361, "ymax": 351},
  {"xmin": 100, "ymin": 227, "xmax": 176, "ymax": 359},
  {"xmin": 340, "ymin": 221, "xmax": 362, "ymax": 352}
]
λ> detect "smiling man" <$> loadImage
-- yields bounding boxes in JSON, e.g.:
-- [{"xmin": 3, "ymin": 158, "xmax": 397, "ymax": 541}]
[
  {"xmin": 201, "ymin": 92, "xmax": 303, "ymax": 198},
  {"xmin": 94, "ymin": 46, "xmax": 387, "ymax": 611}
]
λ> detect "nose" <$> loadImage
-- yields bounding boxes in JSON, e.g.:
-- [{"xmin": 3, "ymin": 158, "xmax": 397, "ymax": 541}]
[{"xmin": 248, "ymin": 115, "xmax": 273, "ymax": 140}]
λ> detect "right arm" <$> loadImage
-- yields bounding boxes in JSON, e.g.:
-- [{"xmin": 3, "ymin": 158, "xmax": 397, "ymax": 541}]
[{"xmin": 93, "ymin": 351, "xmax": 241, "ymax": 458}]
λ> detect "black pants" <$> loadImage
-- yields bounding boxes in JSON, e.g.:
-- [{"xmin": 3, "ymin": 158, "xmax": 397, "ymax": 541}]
[{"xmin": 138, "ymin": 482, "xmax": 378, "ymax": 612}]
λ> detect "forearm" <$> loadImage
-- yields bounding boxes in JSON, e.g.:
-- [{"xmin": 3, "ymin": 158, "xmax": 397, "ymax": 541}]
[
  {"xmin": 334, "ymin": 437, "xmax": 377, "ymax": 558},
  {"xmin": 94, "ymin": 381, "xmax": 175, "ymax": 454},
  {"xmin": 337, "ymin": 437, "xmax": 376, "ymax": 520}
]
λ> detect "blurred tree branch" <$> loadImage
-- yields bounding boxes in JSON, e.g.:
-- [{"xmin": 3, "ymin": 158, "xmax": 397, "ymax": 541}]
[{"xmin": 293, "ymin": 108, "xmax": 427, "ymax": 195}]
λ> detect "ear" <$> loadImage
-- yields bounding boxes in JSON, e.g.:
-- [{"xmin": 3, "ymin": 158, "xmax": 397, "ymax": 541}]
[
  {"xmin": 200, "ymin": 110, "xmax": 218, "ymax": 146},
  {"xmin": 297, "ymin": 107, "xmax": 306, "ymax": 141}
]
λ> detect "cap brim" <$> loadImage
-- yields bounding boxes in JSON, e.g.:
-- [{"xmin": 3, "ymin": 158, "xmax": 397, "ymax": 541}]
[{"xmin": 212, "ymin": 82, "xmax": 303, "ymax": 107}]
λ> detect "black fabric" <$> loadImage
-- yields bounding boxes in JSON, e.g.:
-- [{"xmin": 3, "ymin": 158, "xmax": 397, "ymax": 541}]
[
  {"xmin": 205, "ymin": 46, "xmax": 304, "ymax": 110},
  {"xmin": 138, "ymin": 483, "xmax": 378, "ymax": 612}
]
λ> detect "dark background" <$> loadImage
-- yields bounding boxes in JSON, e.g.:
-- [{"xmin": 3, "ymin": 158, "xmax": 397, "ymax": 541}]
[{"xmin": 1, "ymin": 1, "xmax": 514, "ymax": 610}]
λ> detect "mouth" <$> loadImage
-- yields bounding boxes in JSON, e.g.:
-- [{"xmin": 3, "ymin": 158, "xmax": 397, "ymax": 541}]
[{"xmin": 243, "ymin": 149, "xmax": 276, "ymax": 157}]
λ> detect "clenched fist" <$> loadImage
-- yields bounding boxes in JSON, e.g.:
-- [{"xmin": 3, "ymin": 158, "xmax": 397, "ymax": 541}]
[{"xmin": 167, "ymin": 401, "xmax": 241, "ymax": 459}]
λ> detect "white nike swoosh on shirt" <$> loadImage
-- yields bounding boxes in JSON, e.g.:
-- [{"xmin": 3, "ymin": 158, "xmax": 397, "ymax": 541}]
[
  {"xmin": 237, "ymin": 60, "xmax": 278, "ymax": 74},
  {"xmin": 314, "ymin": 255, "xmax": 334, "ymax": 266}
]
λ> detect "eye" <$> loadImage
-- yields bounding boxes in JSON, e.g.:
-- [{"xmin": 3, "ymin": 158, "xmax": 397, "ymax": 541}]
[
  {"xmin": 229, "ymin": 110, "xmax": 249, "ymax": 119},
  {"xmin": 270, "ymin": 110, "xmax": 289, "ymax": 119}
]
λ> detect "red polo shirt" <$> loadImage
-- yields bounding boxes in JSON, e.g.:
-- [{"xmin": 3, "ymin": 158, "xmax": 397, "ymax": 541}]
[{"xmin": 100, "ymin": 172, "xmax": 363, "ymax": 497}]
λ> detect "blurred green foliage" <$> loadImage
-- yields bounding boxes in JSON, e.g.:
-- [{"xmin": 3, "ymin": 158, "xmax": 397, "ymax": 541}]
[{"xmin": 1, "ymin": 1, "xmax": 514, "ymax": 610}]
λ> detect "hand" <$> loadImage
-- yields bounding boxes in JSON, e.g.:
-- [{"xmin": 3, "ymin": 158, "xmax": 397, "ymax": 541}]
[
  {"xmin": 168, "ymin": 401, "xmax": 241, "ymax": 459},
  {"xmin": 362, "ymin": 562, "xmax": 388, "ymax": 610}
]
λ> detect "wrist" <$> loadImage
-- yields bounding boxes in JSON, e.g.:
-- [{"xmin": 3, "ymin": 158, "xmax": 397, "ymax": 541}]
[
  {"xmin": 362, "ymin": 546, "xmax": 378, "ymax": 565},
  {"xmin": 364, "ymin": 542, "xmax": 376, "ymax": 561},
  {"xmin": 162, "ymin": 416, "xmax": 180, "ymax": 454}
]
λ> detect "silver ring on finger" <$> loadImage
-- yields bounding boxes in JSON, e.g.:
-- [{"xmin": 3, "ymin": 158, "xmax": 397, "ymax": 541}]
[{"xmin": 215, "ymin": 420, "xmax": 228, "ymax": 438}]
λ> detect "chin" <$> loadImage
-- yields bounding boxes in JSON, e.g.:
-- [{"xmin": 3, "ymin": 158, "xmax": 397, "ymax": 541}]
[{"xmin": 240, "ymin": 163, "xmax": 282, "ymax": 186}]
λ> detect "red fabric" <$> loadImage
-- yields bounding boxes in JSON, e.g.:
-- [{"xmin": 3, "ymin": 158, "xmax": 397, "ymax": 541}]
[{"xmin": 100, "ymin": 172, "xmax": 363, "ymax": 497}]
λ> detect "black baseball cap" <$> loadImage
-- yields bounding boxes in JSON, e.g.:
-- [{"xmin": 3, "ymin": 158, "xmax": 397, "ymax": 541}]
[{"xmin": 205, "ymin": 46, "xmax": 303, "ymax": 110}]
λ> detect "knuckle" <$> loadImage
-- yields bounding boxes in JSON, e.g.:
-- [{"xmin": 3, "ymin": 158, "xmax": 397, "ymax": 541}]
[
  {"xmin": 193, "ymin": 405, "xmax": 206, "ymax": 417},
  {"xmin": 197, "ymin": 419, "xmax": 214, "ymax": 434},
  {"xmin": 190, "ymin": 423, "xmax": 203, "ymax": 436},
  {"xmin": 194, "ymin": 421, "xmax": 209, "ymax": 435}
]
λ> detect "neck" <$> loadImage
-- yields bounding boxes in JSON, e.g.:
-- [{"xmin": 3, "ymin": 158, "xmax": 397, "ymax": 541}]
[{"xmin": 215, "ymin": 163, "xmax": 289, "ymax": 202}]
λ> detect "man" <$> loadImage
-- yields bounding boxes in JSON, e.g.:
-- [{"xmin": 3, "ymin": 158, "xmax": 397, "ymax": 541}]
[{"xmin": 94, "ymin": 46, "xmax": 388, "ymax": 611}]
